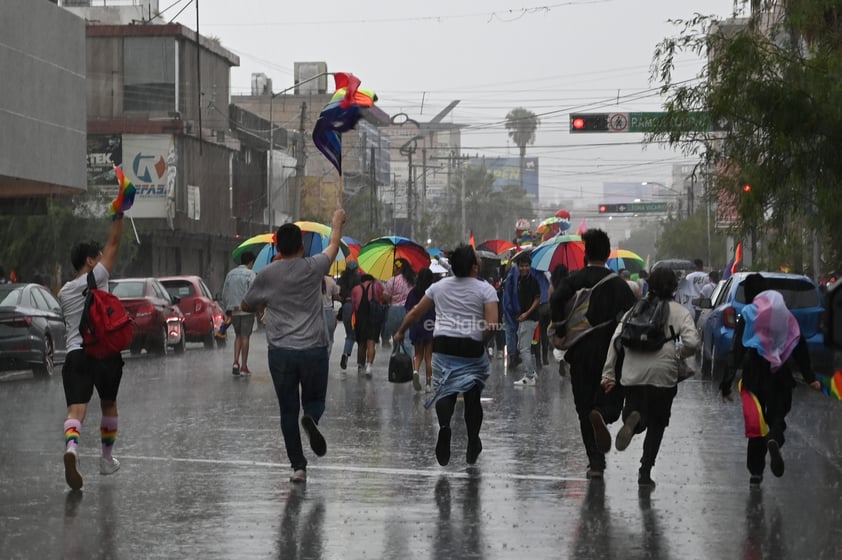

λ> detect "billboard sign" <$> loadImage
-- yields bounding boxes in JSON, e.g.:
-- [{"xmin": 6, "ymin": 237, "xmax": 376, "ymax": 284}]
[{"xmin": 467, "ymin": 157, "xmax": 539, "ymax": 202}]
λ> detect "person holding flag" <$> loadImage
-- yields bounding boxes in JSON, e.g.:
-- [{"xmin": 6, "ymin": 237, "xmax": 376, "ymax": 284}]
[{"xmin": 57, "ymin": 165, "xmax": 133, "ymax": 490}]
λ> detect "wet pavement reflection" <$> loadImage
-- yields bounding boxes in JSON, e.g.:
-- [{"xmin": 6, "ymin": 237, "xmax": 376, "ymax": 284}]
[{"xmin": 1, "ymin": 335, "xmax": 840, "ymax": 559}]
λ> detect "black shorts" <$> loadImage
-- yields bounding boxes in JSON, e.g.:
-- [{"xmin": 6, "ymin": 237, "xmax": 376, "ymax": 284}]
[{"xmin": 62, "ymin": 349, "xmax": 125, "ymax": 406}]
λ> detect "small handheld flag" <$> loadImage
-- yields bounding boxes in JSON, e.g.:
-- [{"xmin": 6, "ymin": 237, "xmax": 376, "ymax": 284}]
[{"xmin": 110, "ymin": 166, "xmax": 136, "ymax": 219}]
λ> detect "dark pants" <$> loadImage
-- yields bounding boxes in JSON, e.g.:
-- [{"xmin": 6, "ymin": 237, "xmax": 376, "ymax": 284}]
[
  {"xmin": 538, "ymin": 302, "xmax": 551, "ymax": 365},
  {"xmin": 622, "ymin": 385, "xmax": 677, "ymax": 471},
  {"xmin": 744, "ymin": 368, "xmax": 793, "ymax": 476},
  {"xmin": 268, "ymin": 346, "xmax": 329, "ymax": 471},
  {"xmin": 435, "ymin": 385, "xmax": 483, "ymax": 444},
  {"xmin": 569, "ymin": 350, "xmax": 624, "ymax": 470}
]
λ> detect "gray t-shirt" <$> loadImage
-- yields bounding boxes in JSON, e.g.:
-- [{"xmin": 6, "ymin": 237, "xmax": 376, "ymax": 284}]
[
  {"xmin": 58, "ymin": 262, "xmax": 110, "ymax": 352},
  {"xmin": 221, "ymin": 265, "xmax": 256, "ymax": 316},
  {"xmin": 243, "ymin": 252, "xmax": 331, "ymax": 350}
]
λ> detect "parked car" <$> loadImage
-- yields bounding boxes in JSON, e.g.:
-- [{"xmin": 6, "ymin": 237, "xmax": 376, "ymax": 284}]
[
  {"xmin": 108, "ymin": 278, "xmax": 185, "ymax": 355},
  {"xmin": 0, "ymin": 283, "xmax": 67, "ymax": 377},
  {"xmin": 158, "ymin": 275, "xmax": 225, "ymax": 348},
  {"xmin": 697, "ymin": 272, "xmax": 831, "ymax": 376}
]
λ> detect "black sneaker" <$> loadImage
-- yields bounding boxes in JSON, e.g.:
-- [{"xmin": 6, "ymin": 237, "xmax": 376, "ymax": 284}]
[
  {"xmin": 615, "ymin": 411, "xmax": 641, "ymax": 451},
  {"xmin": 435, "ymin": 426, "xmax": 451, "ymax": 466},
  {"xmin": 301, "ymin": 415, "xmax": 327, "ymax": 457},
  {"xmin": 231, "ymin": 363, "xmax": 240, "ymax": 376},
  {"xmin": 767, "ymin": 439, "xmax": 785, "ymax": 477},
  {"xmin": 466, "ymin": 437, "xmax": 483, "ymax": 465},
  {"xmin": 340, "ymin": 354, "xmax": 348, "ymax": 370},
  {"xmin": 589, "ymin": 410, "xmax": 612, "ymax": 454}
]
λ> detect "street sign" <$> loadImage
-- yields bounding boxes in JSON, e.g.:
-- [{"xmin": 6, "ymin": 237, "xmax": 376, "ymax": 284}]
[
  {"xmin": 598, "ymin": 202, "xmax": 668, "ymax": 213},
  {"xmin": 571, "ymin": 112, "xmax": 729, "ymax": 133}
]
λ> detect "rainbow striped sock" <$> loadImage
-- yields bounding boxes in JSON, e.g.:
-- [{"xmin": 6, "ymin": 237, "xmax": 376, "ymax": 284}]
[
  {"xmin": 64, "ymin": 419, "xmax": 81, "ymax": 451},
  {"xmin": 101, "ymin": 416, "xmax": 118, "ymax": 460}
]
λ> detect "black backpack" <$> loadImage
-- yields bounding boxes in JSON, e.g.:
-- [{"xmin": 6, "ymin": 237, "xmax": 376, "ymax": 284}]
[{"xmin": 619, "ymin": 296, "xmax": 675, "ymax": 352}]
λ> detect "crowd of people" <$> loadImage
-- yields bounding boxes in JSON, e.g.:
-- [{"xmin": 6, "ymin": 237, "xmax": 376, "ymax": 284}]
[{"xmin": 55, "ymin": 209, "xmax": 823, "ymax": 491}]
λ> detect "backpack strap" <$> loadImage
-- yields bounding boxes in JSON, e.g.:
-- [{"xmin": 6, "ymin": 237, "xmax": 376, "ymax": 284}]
[{"xmin": 86, "ymin": 270, "xmax": 97, "ymax": 292}]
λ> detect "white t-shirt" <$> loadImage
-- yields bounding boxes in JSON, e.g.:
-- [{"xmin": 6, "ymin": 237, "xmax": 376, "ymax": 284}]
[
  {"xmin": 679, "ymin": 270, "xmax": 709, "ymax": 310},
  {"xmin": 58, "ymin": 262, "xmax": 110, "ymax": 352},
  {"xmin": 424, "ymin": 276, "xmax": 498, "ymax": 341}
]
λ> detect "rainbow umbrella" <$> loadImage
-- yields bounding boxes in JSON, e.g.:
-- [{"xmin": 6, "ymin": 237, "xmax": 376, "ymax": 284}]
[
  {"xmin": 529, "ymin": 234, "xmax": 586, "ymax": 272},
  {"xmin": 330, "ymin": 236, "xmax": 363, "ymax": 275},
  {"xmin": 357, "ymin": 236, "xmax": 430, "ymax": 280},
  {"xmin": 607, "ymin": 249, "xmax": 645, "ymax": 273},
  {"xmin": 476, "ymin": 239, "xmax": 516, "ymax": 255},
  {"xmin": 232, "ymin": 223, "xmax": 348, "ymax": 272}
]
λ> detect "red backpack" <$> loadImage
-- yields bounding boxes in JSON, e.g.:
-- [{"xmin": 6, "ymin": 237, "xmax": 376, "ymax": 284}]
[{"xmin": 79, "ymin": 271, "xmax": 133, "ymax": 359}]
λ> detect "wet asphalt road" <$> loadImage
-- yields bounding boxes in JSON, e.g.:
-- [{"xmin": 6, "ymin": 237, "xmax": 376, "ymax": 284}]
[{"xmin": 1, "ymin": 331, "xmax": 841, "ymax": 560}]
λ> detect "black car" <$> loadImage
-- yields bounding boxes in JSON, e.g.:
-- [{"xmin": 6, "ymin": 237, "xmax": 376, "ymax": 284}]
[{"xmin": 0, "ymin": 283, "xmax": 67, "ymax": 377}]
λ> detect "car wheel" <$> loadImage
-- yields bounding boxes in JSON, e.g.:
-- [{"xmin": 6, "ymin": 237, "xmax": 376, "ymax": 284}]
[
  {"xmin": 174, "ymin": 329, "xmax": 186, "ymax": 354},
  {"xmin": 153, "ymin": 327, "xmax": 169, "ymax": 355},
  {"xmin": 33, "ymin": 335, "xmax": 54, "ymax": 378},
  {"xmin": 203, "ymin": 323, "xmax": 215, "ymax": 349}
]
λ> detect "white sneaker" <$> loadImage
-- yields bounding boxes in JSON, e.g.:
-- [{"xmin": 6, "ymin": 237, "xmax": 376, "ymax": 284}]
[
  {"xmin": 63, "ymin": 449, "xmax": 83, "ymax": 490},
  {"xmin": 100, "ymin": 456, "xmax": 120, "ymax": 475},
  {"xmin": 514, "ymin": 375, "xmax": 536, "ymax": 386},
  {"xmin": 425, "ymin": 383, "xmax": 432, "ymax": 393},
  {"xmin": 365, "ymin": 363, "xmax": 372, "ymax": 377}
]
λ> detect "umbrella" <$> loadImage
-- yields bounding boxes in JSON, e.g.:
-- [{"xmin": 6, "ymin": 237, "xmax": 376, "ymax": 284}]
[
  {"xmin": 232, "ymin": 223, "xmax": 348, "ymax": 272},
  {"xmin": 607, "ymin": 249, "xmax": 645, "ymax": 273},
  {"xmin": 330, "ymin": 236, "xmax": 363, "ymax": 275},
  {"xmin": 535, "ymin": 217, "xmax": 571, "ymax": 241},
  {"xmin": 476, "ymin": 249, "xmax": 502, "ymax": 261},
  {"xmin": 529, "ymin": 234, "xmax": 586, "ymax": 272},
  {"xmin": 428, "ymin": 247, "xmax": 444, "ymax": 259},
  {"xmin": 651, "ymin": 259, "xmax": 695, "ymax": 272},
  {"xmin": 357, "ymin": 236, "xmax": 430, "ymax": 280},
  {"xmin": 476, "ymin": 239, "xmax": 515, "ymax": 255}
]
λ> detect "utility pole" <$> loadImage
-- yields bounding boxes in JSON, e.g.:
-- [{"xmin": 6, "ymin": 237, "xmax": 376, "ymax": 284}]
[
  {"xmin": 370, "ymin": 146, "xmax": 377, "ymax": 230},
  {"xmin": 293, "ymin": 102, "xmax": 307, "ymax": 221}
]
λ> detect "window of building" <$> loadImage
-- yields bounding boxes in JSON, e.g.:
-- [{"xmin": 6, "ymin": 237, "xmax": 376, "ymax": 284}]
[{"xmin": 124, "ymin": 37, "xmax": 176, "ymax": 112}]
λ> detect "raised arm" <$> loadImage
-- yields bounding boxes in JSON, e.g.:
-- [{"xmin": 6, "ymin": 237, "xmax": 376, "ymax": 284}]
[
  {"xmin": 323, "ymin": 208, "xmax": 346, "ymax": 263},
  {"xmin": 99, "ymin": 214, "xmax": 124, "ymax": 273}
]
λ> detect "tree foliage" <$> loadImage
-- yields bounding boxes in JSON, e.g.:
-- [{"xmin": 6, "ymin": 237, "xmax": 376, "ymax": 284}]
[
  {"xmin": 505, "ymin": 107, "xmax": 540, "ymax": 192},
  {"xmin": 649, "ymin": 2, "xmax": 842, "ymax": 274}
]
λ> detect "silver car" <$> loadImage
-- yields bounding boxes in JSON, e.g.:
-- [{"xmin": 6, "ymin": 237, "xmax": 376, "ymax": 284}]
[{"xmin": 0, "ymin": 283, "xmax": 67, "ymax": 377}]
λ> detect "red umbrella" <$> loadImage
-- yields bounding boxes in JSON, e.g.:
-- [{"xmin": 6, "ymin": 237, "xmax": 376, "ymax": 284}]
[{"xmin": 476, "ymin": 239, "xmax": 516, "ymax": 255}]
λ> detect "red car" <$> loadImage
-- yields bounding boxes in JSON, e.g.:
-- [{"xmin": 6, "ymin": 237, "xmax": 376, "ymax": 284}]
[
  {"xmin": 109, "ymin": 277, "xmax": 185, "ymax": 355},
  {"xmin": 159, "ymin": 275, "xmax": 226, "ymax": 348}
]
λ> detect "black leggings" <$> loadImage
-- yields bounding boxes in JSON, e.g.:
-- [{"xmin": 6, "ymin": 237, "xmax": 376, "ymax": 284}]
[{"xmin": 435, "ymin": 385, "xmax": 483, "ymax": 442}]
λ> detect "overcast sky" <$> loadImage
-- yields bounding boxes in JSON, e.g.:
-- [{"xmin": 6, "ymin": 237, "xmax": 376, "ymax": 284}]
[{"xmin": 173, "ymin": 0, "xmax": 743, "ymax": 206}]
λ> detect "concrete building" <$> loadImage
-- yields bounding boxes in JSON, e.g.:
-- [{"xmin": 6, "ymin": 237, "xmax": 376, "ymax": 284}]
[{"xmin": 0, "ymin": 0, "xmax": 87, "ymax": 211}]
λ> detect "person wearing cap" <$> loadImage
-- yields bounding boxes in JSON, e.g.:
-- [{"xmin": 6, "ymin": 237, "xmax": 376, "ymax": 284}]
[
  {"xmin": 336, "ymin": 260, "xmax": 361, "ymax": 372},
  {"xmin": 513, "ymin": 252, "xmax": 541, "ymax": 386}
]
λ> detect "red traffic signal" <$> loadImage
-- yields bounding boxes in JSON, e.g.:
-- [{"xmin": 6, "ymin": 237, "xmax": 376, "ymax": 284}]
[
  {"xmin": 742, "ymin": 183, "xmax": 752, "ymax": 193},
  {"xmin": 570, "ymin": 113, "xmax": 609, "ymax": 133},
  {"xmin": 599, "ymin": 205, "xmax": 607, "ymax": 213},
  {"xmin": 572, "ymin": 117, "xmax": 586, "ymax": 130}
]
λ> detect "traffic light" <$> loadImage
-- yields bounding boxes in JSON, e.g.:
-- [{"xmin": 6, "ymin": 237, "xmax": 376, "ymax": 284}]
[
  {"xmin": 570, "ymin": 113, "xmax": 609, "ymax": 133},
  {"xmin": 598, "ymin": 203, "xmax": 620, "ymax": 213},
  {"xmin": 742, "ymin": 183, "xmax": 752, "ymax": 193}
]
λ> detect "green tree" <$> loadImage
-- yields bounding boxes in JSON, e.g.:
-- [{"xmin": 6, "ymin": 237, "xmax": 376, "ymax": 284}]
[
  {"xmin": 654, "ymin": 212, "xmax": 727, "ymax": 270},
  {"xmin": 649, "ymin": 3, "xmax": 842, "ymax": 274},
  {"xmin": 504, "ymin": 108, "xmax": 540, "ymax": 192}
]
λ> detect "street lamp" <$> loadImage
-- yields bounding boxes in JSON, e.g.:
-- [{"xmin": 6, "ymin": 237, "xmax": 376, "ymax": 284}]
[{"xmin": 267, "ymin": 72, "xmax": 331, "ymax": 227}]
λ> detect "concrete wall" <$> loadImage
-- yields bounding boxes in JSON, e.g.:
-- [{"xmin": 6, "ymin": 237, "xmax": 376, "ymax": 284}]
[{"xmin": 0, "ymin": 0, "xmax": 86, "ymax": 196}]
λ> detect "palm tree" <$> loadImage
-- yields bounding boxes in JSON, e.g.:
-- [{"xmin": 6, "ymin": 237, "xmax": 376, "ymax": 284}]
[{"xmin": 504, "ymin": 108, "xmax": 540, "ymax": 192}]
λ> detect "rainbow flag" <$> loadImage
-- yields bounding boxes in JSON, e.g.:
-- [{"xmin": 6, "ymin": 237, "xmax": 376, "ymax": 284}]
[
  {"xmin": 110, "ymin": 166, "xmax": 136, "ymax": 218},
  {"xmin": 815, "ymin": 371, "xmax": 842, "ymax": 400},
  {"xmin": 739, "ymin": 379, "xmax": 769, "ymax": 438}
]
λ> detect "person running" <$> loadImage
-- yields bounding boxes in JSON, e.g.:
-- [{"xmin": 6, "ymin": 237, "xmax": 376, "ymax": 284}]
[
  {"xmin": 382, "ymin": 257, "xmax": 415, "ymax": 354},
  {"xmin": 336, "ymin": 260, "xmax": 361, "ymax": 371},
  {"xmin": 221, "ymin": 251, "xmax": 257, "ymax": 375},
  {"xmin": 550, "ymin": 228, "xmax": 637, "ymax": 479},
  {"xmin": 57, "ymin": 212, "xmax": 126, "ymax": 490},
  {"xmin": 405, "ymin": 267, "xmax": 436, "ymax": 392},
  {"xmin": 601, "ymin": 267, "xmax": 699, "ymax": 488},
  {"xmin": 513, "ymin": 253, "xmax": 540, "ymax": 386},
  {"xmin": 351, "ymin": 274, "xmax": 385, "ymax": 377},
  {"xmin": 719, "ymin": 273, "xmax": 821, "ymax": 487},
  {"xmin": 241, "ymin": 209, "xmax": 346, "ymax": 484},
  {"xmin": 394, "ymin": 244, "xmax": 498, "ymax": 467}
]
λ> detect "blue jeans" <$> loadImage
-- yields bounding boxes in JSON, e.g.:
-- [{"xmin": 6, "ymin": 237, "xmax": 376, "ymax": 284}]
[
  {"xmin": 341, "ymin": 301, "xmax": 355, "ymax": 356},
  {"xmin": 268, "ymin": 346, "xmax": 329, "ymax": 471},
  {"xmin": 505, "ymin": 319, "xmax": 519, "ymax": 357}
]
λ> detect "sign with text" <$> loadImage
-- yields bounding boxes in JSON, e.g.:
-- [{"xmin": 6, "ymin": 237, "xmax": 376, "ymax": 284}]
[
  {"xmin": 598, "ymin": 202, "xmax": 668, "ymax": 213},
  {"xmin": 571, "ymin": 112, "xmax": 729, "ymax": 133}
]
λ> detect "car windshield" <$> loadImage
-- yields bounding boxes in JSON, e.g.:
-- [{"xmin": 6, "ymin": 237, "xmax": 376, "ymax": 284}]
[
  {"xmin": 0, "ymin": 286, "xmax": 22, "ymax": 306},
  {"xmin": 161, "ymin": 281, "xmax": 194, "ymax": 299},
  {"xmin": 735, "ymin": 278, "xmax": 819, "ymax": 308},
  {"xmin": 110, "ymin": 281, "xmax": 146, "ymax": 298}
]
